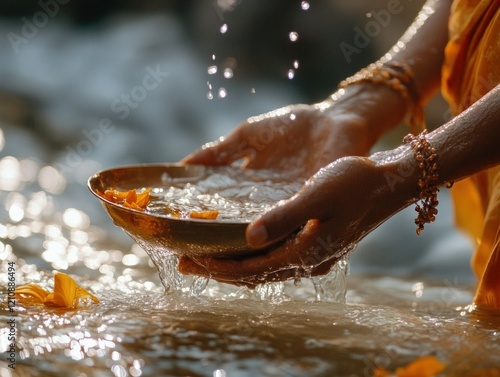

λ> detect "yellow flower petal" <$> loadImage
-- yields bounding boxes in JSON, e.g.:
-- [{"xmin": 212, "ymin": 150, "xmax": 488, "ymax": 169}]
[
  {"xmin": 15, "ymin": 284, "xmax": 50, "ymax": 305},
  {"xmin": 75, "ymin": 285, "xmax": 100, "ymax": 305},
  {"xmin": 15, "ymin": 272, "xmax": 99, "ymax": 309},
  {"xmin": 44, "ymin": 273, "xmax": 77, "ymax": 307}
]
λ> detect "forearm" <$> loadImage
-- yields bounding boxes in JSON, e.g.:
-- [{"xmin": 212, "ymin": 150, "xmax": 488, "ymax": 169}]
[
  {"xmin": 430, "ymin": 84, "xmax": 500, "ymax": 184},
  {"xmin": 389, "ymin": 0, "xmax": 451, "ymax": 102},
  {"xmin": 384, "ymin": 85, "xmax": 500, "ymax": 207},
  {"xmin": 320, "ymin": 0, "xmax": 452, "ymax": 149}
]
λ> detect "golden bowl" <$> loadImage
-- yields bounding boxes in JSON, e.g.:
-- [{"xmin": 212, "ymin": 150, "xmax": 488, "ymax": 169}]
[{"xmin": 88, "ymin": 163, "xmax": 266, "ymax": 258}]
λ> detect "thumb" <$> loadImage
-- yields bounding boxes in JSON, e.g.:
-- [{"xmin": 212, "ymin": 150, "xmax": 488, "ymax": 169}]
[{"xmin": 246, "ymin": 182, "xmax": 328, "ymax": 248}]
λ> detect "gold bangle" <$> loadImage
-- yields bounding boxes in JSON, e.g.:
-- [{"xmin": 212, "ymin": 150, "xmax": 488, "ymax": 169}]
[
  {"xmin": 339, "ymin": 60, "xmax": 425, "ymax": 135},
  {"xmin": 403, "ymin": 130, "xmax": 453, "ymax": 235}
]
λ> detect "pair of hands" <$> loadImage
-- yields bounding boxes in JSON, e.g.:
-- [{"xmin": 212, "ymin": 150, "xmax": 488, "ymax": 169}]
[{"xmin": 177, "ymin": 103, "xmax": 411, "ymax": 287}]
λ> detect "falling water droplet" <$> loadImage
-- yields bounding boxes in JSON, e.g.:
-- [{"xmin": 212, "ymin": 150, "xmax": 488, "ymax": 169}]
[
  {"xmin": 223, "ymin": 68, "xmax": 233, "ymax": 79},
  {"xmin": 212, "ymin": 54, "xmax": 216, "ymax": 60},
  {"xmin": 207, "ymin": 65, "xmax": 218, "ymax": 75},
  {"xmin": 250, "ymin": 88, "xmax": 256, "ymax": 94},
  {"xmin": 220, "ymin": 24, "xmax": 228, "ymax": 33},
  {"xmin": 287, "ymin": 69, "xmax": 295, "ymax": 79},
  {"xmin": 293, "ymin": 60, "xmax": 299, "ymax": 69},
  {"xmin": 207, "ymin": 81, "xmax": 213, "ymax": 100},
  {"xmin": 289, "ymin": 31, "xmax": 299, "ymax": 42},
  {"xmin": 218, "ymin": 87, "xmax": 227, "ymax": 98},
  {"xmin": 301, "ymin": 1, "xmax": 310, "ymax": 10}
]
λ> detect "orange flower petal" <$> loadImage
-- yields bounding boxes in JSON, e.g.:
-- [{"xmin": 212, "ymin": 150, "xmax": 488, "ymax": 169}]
[
  {"xmin": 135, "ymin": 188, "xmax": 151, "ymax": 208},
  {"xmin": 103, "ymin": 188, "xmax": 151, "ymax": 210},
  {"xmin": 373, "ymin": 368, "xmax": 390, "ymax": 377},
  {"xmin": 373, "ymin": 356, "xmax": 445, "ymax": 377},
  {"xmin": 125, "ymin": 189, "xmax": 137, "ymax": 204},
  {"xmin": 396, "ymin": 356, "xmax": 445, "ymax": 377},
  {"xmin": 189, "ymin": 210, "xmax": 219, "ymax": 219}
]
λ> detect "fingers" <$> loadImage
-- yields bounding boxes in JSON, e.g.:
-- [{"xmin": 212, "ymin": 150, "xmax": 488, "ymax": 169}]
[
  {"xmin": 177, "ymin": 220, "xmax": 325, "ymax": 284},
  {"xmin": 246, "ymin": 177, "xmax": 330, "ymax": 248},
  {"xmin": 181, "ymin": 123, "xmax": 254, "ymax": 166}
]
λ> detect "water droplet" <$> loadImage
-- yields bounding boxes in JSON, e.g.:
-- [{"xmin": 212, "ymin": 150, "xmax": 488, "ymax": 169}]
[
  {"xmin": 218, "ymin": 87, "xmax": 227, "ymax": 98},
  {"xmin": 212, "ymin": 54, "xmax": 216, "ymax": 60},
  {"xmin": 293, "ymin": 60, "xmax": 299, "ymax": 69},
  {"xmin": 301, "ymin": 1, "xmax": 310, "ymax": 10},
  {"xmin": 207, "ymin": 65, "xmax": 218, "ymax": 75},
  {"xmin": 287, "ymin": 69, "xmax": 295, "ymax": 79},
  {"xmin": 223, "ymin": 68, "xmax": 233, "ymax": 79},
  {"xmin": 250, "ymin": 87, "xmax": 256, "ymax": 94},
  {"xmin": 207, "ymin": 81, "xmax": 214, "ymax": 99},
  {"xmin": 220, "ymin": 23, "xmax": 228, "ymax": 33},
  {"xmin": 289, "ymin": 31, "xmax": 299, "ymax": 42}
]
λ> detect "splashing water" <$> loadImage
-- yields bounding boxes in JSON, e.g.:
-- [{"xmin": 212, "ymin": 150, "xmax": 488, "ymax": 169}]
[{"xmin": 312, "ymin": 255, "xmax": 351, "ymax": 303}]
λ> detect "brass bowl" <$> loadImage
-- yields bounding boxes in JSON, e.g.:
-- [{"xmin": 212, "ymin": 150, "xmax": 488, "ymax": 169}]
[{"xmin": 88, "ymin": 163, "xmax": 265, "ymax": 258}]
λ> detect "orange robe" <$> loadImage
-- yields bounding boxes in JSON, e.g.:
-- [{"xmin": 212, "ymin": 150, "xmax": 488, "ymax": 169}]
[{"xmin": 441, "ymin": 0, "xmax": 500, "ymax": 308}]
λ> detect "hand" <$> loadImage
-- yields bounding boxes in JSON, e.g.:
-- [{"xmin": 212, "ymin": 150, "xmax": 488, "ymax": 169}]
[
  {"xmin": 181, "ymin": 102, "xmax": 373, "ymax": 177},
  {"xmin": 178, "ymin": 153, "xmax": 416, "ymax": 287}
]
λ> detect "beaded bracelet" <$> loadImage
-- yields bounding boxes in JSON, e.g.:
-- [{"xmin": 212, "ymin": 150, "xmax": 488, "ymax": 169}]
[
  {"xmin": 339, "ymin": 60, "xmax": 425, "ymax": 135},
  {"xmin": 403, "ymin": 130, "xmax": 453, "ymax": 234}
]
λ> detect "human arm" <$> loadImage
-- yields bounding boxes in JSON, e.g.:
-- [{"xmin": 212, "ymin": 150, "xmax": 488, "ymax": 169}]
[
  {"xmin": 182, "ymin": 0, "xmax": 452, "ymax": 171},
  {"xmin": 178, "ymin": 85, "xmax": 500, "ymax": 286}
]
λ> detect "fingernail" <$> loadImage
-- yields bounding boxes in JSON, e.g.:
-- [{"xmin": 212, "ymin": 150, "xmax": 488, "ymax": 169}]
[{"xmin": 247, "ymin": 223, "xmax": 268, "ymax": 247}]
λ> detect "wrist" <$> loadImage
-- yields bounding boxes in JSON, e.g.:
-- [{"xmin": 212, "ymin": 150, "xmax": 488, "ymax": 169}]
[
  {"xmin": 320, "ymin": 83, "xmax": 409, "ymax": 147},
  {"xmin": 370, "ymin": 144, "xmax": 420, "ymax": 210}
]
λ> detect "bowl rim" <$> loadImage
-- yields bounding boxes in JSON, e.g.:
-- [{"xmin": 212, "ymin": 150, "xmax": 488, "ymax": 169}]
[{"xmin": 87, "ymin": 163, "xmax": 253, "ymax": 225}]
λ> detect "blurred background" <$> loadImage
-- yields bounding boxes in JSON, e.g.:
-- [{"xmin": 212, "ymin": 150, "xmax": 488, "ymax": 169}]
[{"xmin": 0, "ymin": 0, "xmax": 475, "ymax": 285}]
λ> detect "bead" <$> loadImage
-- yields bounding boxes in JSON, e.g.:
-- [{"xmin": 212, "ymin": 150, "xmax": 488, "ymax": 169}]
[{"xmin": 403, "ymin": 129, "xmax": 451, "ymax": 235}]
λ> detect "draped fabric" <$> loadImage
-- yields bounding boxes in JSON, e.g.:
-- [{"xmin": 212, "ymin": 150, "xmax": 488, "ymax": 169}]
[{"xmin": 441, "ymin": 0, "xmax": 500, "ymax": 308}]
